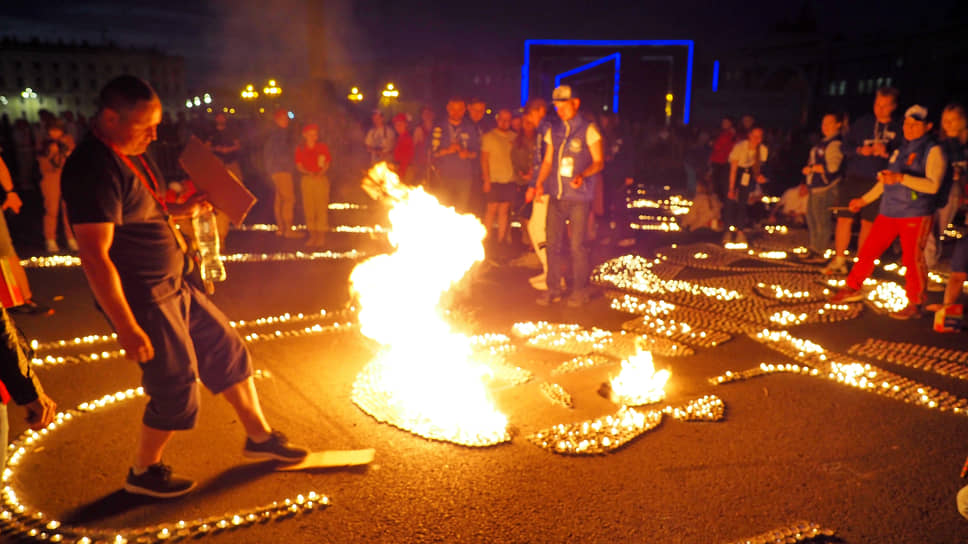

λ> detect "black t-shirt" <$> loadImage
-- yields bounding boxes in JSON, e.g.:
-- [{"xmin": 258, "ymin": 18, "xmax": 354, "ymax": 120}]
[{"xmin": 62, "ymin": 135, "xmax": 184, "ymax": 304}]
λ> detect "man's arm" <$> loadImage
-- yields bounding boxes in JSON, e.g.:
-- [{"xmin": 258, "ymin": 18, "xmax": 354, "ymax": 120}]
[
  {"xmin": 72, "ymin": 223, "xmax": 154, "ymax": 363},
  {"xmin": 574, "ymin": 138, "xmax": 604, "ymax": 187},
  {"xmin": 0, "ymin": 156, "xmax": 22, "ymax": 213},
  {"xmin": 480, "ymin": 142, "xmax": 491, "ymax": 191},
  {"xmin": 533, "ymin": 142, "xmax": 555, "ymax": 197}
]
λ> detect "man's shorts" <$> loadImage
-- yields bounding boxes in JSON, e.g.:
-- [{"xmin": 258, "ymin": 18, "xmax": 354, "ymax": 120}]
[
  {"xmin": 130, "ymin": 284, "xmax": 252, "ymax": 431},
  {"xmin": 486, "ymin": 182, "xmax": 517, "ymax": 203},
  {"xmin": 835, "ymin": 174, "xmax": 880, "ymax": 222}
]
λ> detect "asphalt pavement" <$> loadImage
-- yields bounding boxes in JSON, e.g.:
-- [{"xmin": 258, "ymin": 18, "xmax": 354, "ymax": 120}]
[{"xmin": 4, "ymin": 218, "xmax": 968, "ymax": 544}]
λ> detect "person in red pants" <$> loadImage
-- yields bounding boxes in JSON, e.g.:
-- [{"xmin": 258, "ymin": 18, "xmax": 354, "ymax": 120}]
[{"xmin": 829, "ymin": 105, "xmax": 947, "ymax": 319}]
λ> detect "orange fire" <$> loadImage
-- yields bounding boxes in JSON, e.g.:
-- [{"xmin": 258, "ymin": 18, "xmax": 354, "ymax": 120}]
[{"xmin": 350, "ymin": 163, "xmax": 509, "ymax": 446}]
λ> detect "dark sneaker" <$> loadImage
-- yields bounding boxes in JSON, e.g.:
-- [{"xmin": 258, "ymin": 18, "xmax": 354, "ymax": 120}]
[
  {"xmin": 243, "ymin": 431, "xmax": 309, "ymax": 463},
  {"xmin": 124, "ymin": 463, "xmax": 196, "ymax": 499},
  {"xmin": 9, "ymin": 299, "xmax": 53, "ymax": 315},
  {"xmin": 889, "ymin": 304, "xmax": 923, "ymax": 320},
  {"xmin": 830, "ymin": 286, "xmax": 865, "ymax": 303},
  {"xmin": 536, "ymin": 291, "xmax": 562, "ymax": 307}
]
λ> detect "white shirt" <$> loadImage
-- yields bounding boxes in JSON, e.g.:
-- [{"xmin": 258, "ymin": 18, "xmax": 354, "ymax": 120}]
[{"xmin": 728, "ymin": 139, "xmax": 769, "ymax": 168}]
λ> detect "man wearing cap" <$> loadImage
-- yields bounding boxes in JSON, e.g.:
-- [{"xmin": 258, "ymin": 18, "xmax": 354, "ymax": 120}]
[
  {"xmin": 264, "ymin": 109, "xmax": 300, "ymax": 238},
  {"xmin": 830, "ymin": 105, "xmax": 947, "ymax": 319},
  {"xmin": 365, "ymin": 110, "xmax": 395, "ymax": 165},
  {"xmin": 823, "ymin": 87, "xmax": 901, "ymax": 275},
  {"xmin": 431, "ymin": 97, "xmax": 477, "ymax": 212},
  {"xmin": 534, "ymin": 85, "xmax": 604, "ymax": 307}
]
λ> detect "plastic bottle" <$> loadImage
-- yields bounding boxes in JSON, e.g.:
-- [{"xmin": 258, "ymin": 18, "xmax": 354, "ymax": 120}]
[{"xmin": 191, "ymin": 208, "xmax": 226, "ymax": 283}]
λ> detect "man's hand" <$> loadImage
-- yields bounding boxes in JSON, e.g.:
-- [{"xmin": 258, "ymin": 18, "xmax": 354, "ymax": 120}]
[
  {"xmin": 24, "ymin": 392, "xmax": 57, "ymax": 430},
  {"xmin": 534, "ymin": 184, "xmax": 544, "ymax": 199},
  {"xmin": 798, "ymin": 184, "xmax": 809, "ymax": 197},
  {"xmin": 2, "ymin": 191, "xmax": 22, "ymax": 214},
  {"xmin": 802, "ymin": 166, "xmax": 812, "ymax": 176},
  {"xmin": 848, "ymin": 198, "xmax": 866, "ymax": 213},
  {"xmin": 118, "ymin": 323, "xmax": 155, "ymax": 363},
  {"xmin": 858, "ymin": 146, "xmax": 874, "ymax": 157},
  {"xmin": 756, "ymin": 174, "xmax": 767, "ymax": 184},
  {"xmin": 878, "ymin": 170, "xmax": 902, "ymax": 185},
  {"xmin": 871, "ymin": 142, "xmax": 888, "ymax": 158},
  {"xmin": 727, "ymin": 187, "xmax": 738, "ymax": 201},
  {"xmin": 570, "ymin": 175, "xmax": 584, "ymax": 189},
  {"xmin": 168, "ymin": 192, "xmax": 211, "ymax": 219}
]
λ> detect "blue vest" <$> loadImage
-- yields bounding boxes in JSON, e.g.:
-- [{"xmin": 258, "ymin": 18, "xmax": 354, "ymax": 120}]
[
  {"xmin": 937, "ymin": 138, "xmax": 967, "ymax": 209},
  {"xmin": 547, "ymin": 113, "xmax": 598, "ymax": 201},
  {"xmin": 431, "ymin": 120, "xmax": 475, "ymax": 181},
  {"xmin": 806, "ymin": 135, "xmax": 843, "ymax": 188},
  {"xmin": 882, "ymin": 135, "xmax": 938, "ymax": 218}
]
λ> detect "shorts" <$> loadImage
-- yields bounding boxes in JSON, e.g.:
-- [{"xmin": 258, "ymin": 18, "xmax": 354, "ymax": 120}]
[
  {"xmin": 951, "ymin": 237, "xmax": 968, "ymax": 274},
  {"xmin": 835, "ymin": 174, "xmax": 880, "ymax": 222},
  {"xmin": 130, "ymin": 284, "xmax": 252, "ymax": 431},
  {"xmin": 486, "ymin": 182, "xmax": 517, "ymax": 203}
]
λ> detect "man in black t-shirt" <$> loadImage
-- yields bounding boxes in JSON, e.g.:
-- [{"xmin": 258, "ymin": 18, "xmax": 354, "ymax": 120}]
[{"xmin": 62, "ymin": 76, "xmax": 307, "ymax": 499}]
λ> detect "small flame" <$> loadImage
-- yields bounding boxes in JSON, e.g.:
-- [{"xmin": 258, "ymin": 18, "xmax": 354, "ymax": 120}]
[
  {"xmin": 350, "ymin": 163, "xmax": 509, "ymax": 446},
  {"xmin": 609, "ymin": 348, "xmax": 670, "ymax": 406}
]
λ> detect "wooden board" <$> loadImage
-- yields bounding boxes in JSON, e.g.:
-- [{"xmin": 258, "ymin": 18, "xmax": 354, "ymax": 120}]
[
  {"xmin": 275, "ymin": 449, "xmax": 375, "ymax": 471},
  {"xmin": 178, "ymin": 135, "xmax": 257, "ymax": 225}
]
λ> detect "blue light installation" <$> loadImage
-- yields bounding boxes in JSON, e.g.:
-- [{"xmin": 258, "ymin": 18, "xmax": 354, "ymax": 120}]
[
  {"xmin": 521, "ymin": 39, "xmax": 695, "ymax": 124},
  {"xmin": 713, "ymin": 60, "xmax": 720, "ymax": 92},
  {"xmin": 553, "ymin": 53, "xmax": 621, "ymax": 113}
]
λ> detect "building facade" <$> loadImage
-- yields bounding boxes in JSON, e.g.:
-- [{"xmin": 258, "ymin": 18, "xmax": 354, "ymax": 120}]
[{"xmin": 0, "ymin": 38, "xmax": 185, "ymax": 122}]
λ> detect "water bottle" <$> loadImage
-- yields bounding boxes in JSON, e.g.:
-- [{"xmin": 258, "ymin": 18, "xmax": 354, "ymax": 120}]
[{"xmin": 191, "ymin": 208, "xmax": 226, "ymax": 283}]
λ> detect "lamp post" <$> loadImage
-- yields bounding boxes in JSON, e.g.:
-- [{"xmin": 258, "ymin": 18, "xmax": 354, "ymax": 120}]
[
  {"xmin": 347, "ymin": 86, "xmax": 364, "ymax": 102},
  {"xmin": 263, "ymin": 80, "xmax": 282, "ymax": 97}
]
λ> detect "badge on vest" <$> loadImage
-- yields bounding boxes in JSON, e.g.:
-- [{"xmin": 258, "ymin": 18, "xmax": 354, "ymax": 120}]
[
  {"xmin": 568, "ymin": 138, "xmax": 582, "ymax": 153},
  {"xmin": 560, "ymin": 157, "xmax": 574, "ymax": 178},
  {"xmin": 889, "ymin": 149, "xmax": 899, "ymax": 163},
  {"xmin": 906, "ymin": 153, "xmax": 917, "ymax": 166}
]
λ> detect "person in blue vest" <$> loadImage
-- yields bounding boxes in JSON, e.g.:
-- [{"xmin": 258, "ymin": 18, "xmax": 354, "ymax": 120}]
[
  {"xmin": 798, "ymin": 112, "xmax": 846, "ymax": 263},
  {"xmin": 430, "ymin": 97, "xmax": 477, "ymax": 213},
  {"xmin": 830, "ymin": 105, "xmax": 947, "ymax": 319},
  {"xmin": 533, "ymin": 85, "xmax": 604, "ymax": 307}
]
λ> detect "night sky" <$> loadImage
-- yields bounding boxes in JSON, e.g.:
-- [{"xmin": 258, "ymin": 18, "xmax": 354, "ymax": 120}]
[{"xmin": 1, "ymin": 0, "xmax": 962, "ymax": 88}]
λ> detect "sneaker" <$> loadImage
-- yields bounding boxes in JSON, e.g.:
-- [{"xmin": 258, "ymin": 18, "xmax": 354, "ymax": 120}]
[
  {"xmin": 566, "ymin": 291, "xmax": 590, "ymax": 308},
  {"xmin": 9, "ymin": 299, "xmax": 53, "ymax": 315},
  {"xmin": 822, "ymin": 259, "xmax": 848, "ymax": 276},
  {"xmin": 830, "ymin": 286, "xmax": 865, "ymax": 303},
  {"xmin": 529, "ymin": 274, "xmax": 548, "ymax": 291},
  {"xmin": 124, "ymin": 463, "xmax": 196, "ymax": 499},
  {"xmin": 66, "ymin": 238, "xmax": 79, "ymax": 252},
  {"xmin": 243, "ymin": 430, "xmax": 309, "ymax": 463},
  {"xmin": 536, "ymin": 291, "xmax": 562, "ymax": 306},
  {"xmin": 889, "ymin": 304, "xmax": 924, "ymax": 320},
  {"xmin": 44, "ymin": 239, "xmax": 59, "ymax": 253},
  {"xmin": 798, "ymin": 250, "xmax": 827, "ymax": 264}
]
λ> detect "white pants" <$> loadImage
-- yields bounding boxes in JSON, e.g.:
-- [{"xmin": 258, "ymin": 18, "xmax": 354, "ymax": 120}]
[{"xmin": 528, "ymin": 194, "xmax": 549, "ymax": 275}]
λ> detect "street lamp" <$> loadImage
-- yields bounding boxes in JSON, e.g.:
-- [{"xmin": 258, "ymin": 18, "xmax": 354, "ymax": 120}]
[
  {"xmin": 348, "ymin": 86, "xmax": 364, "ymax": 102},
  {"xmin": 20, "ymin": 88, "xmax": 37, "ymax": 100},
  {"xmin": 664, "ymin": 93, "xmax": 673, "ymax": 125},
  {"xmin": 241, "ymin": 84, "xmax": 259, "ymax": 100},
  {"xmin": 381, "ymin": 83, "xmax": 399, "ymax": 98},
  {"xmin": 263, "ymin": 80, "xmax": 282, "ymax": 96}
]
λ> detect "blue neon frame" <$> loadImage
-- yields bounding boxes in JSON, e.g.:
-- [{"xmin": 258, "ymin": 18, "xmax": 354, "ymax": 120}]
[
  {"xmin": 521, "ymin": 39, "xmax": 695, "ymax": 124},
  {"xmin": 553, "ymin": 52, "xmax": 621, "ymax": 113},
  {"xmin": 712, "ymin": 60, "xmax": 720, "ymax": 92}
]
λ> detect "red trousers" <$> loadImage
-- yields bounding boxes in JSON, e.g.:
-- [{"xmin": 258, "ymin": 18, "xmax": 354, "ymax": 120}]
[{"xmin": 846, "ymin": 214, "xmax": 933, "ymax": 305}]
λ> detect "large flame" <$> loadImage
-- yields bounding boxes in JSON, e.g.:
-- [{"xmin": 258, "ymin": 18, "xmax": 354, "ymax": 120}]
[
  {"xmin": 350, "ymin": 163, "xmax": 509, "ymax": 446},
  {"xmin": 609, "ymin": 348, "xmax": 671, "ymax": 406}
]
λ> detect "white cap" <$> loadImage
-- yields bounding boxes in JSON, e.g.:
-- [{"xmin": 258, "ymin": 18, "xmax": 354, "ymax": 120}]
[{"xmin": 552, "ymin": 85, "xmax": 575, "ymax": 102}]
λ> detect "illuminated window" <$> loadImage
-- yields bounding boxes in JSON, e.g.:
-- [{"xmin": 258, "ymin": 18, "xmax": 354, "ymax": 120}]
[
  {"xmin": 857, "ymin": 80, "xmax": 864, "ymax": 94},
  {"xmin": 885, "ymin": 77, "xmax": 892, "ymax": 87},
  {"xmin": 876, "ymin": 77, "xmax": 883, "ymax": 88},
  {"xmin": 829, "ymin": 82, "xmax": 836, "ymax": 96},
  {"xmin": 839, "ymin": 80, "xmax": 846, "ymax": 95}
]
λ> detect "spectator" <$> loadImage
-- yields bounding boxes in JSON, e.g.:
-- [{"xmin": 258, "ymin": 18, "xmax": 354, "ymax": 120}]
[
  {"xmin": 521, "ymin": 98, "xmax": 551, "ymax": 290},
  {"xmin": 824, "ymin": 87, "xmax": 901, "ymax": 275},
  {"xmin": 364, "ymin": 110, "xmax": 395, "ymax": 165},
  {"xmin": 799, "ymin": 113, "xmax": 846, "ymax": 263},
  {"xmin": 0, "ymin": 155, "xmax": 50, "ymax": 314},
  {"xmin": 411, "ymin": 106, "xmax": 436, "ymax": 186},
  {"xmin": 511, "ymin": 114, "xmax": 522, "ymax": 134},
  {"xmin": 534, "ymin": 85, "xmax": 604, "ymax": 308},
  {"xmin": 391, "ymin": 113, "xmax": 414, "ymax": 181},
  {"xmin": 466, "ymin": 98, "xmax": 488, "ymax": 219},
  {"xmin": 431, "ymin": 97, "xmax": 476, "ymax": 212},
  {"xmin": 62, "ymin": 75, "xmax": 308, "ymax": 498},
  {"xmin": 925, "ymin": 104, "xmax": 968, "ymax": 270},
  {"xmin": 737, "ymin": 114, "xmax": 756, "ymax": 140},
  {"xmin": 480, "ymin": 109, "xmax": 517, "ymax": 252},
  {"xmin": 206, "ymin": 113, "xmax": 242, "ymax": 181},
  {"xmin": 681, "ymin": 176, "xmax": 722, "ymax": 232},
  {"xmin": 724, "ymin": 126, "xmax": 769, "ymax": 244},
  {"xmin": 37, "ymin": 121, "xmax": 78, "ymax": 253},
  {"xmin": 0, "ymin": 308, "xmax": 58, "ymax": 471},
  {"xmin": 294, "ymin": 123, "xmax": 331, "ymax": 248},
  {"xmin": 830, "ymin": 105, "xmax": 946, "ymax": 319},
  {"xmin": 264, "ymin": 109, "xmax": 300, "ymax": 238},
  {"xmin": 11, "ymin": 119, "xmax": 34, "ymax": 189},
  {"xmin": 708, "ymin": 117, "xmax": 737, "ymax": 202}
]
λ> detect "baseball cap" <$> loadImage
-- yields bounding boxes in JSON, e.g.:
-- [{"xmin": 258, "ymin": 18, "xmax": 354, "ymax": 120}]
[
  {"xmin": 552, "ymin": 85, "xmax": 575, "ymax": 102},
  {"xmin": 904, "ymin": 105, "xmax": 928, "ymax": 121},
  {"xmin": 392, "ymin": 113, "xmax": 408, "ymax": 124},
  {"xmin": 302, "ymin": 123, "xmax": 319, "ymax": 133}
]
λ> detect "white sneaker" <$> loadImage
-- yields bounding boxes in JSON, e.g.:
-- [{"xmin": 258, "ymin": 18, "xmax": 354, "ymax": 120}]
[
  {"xmin": 66, "ymin": 239, "xmax": 79, "ymax": 251},
  {"xmin": 529, "ymin": 274, "xmax": 548, "ymax": 291},
  {"xmin": 822, "ymin": 258, "xmax": 848, "ymax": 276},
  {"xmin": 45, "ymin": 239, "xmax": 59, "ymax": 253}
]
